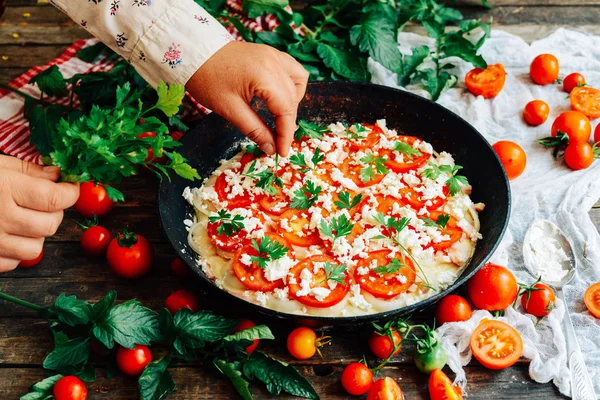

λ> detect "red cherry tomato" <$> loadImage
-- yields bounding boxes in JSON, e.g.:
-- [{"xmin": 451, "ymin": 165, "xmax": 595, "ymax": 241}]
[
  {"xmin": 53, "ymin": 376, "xmax": 88, "ymax": 400},
  {"xmin": 595, "ymin": 124, "xmax": 600, "ymax": 144},
  {"xmin": 170, "ymin": 131, "xmax": 184, "ymax": 141},
  {"xmin": 551, "ymin": 111, "xmax": 591, "ymax": 144},
  {"xmin": 467, "ymin": 263, "xmax": 518, "ymax": 311},
  {"xmin": 106, "ymin": 229, "xmax": 154, "ymax": 279},
  {"xmin": 425, "ymin": 211, "xmax": 463, "ymax": 251},
  {"xmin": 492, "ymin": 141, "xmax": 527, "ymax": 180},
  {"xmin": 341, "ymin": 363, "xmax": 374, "ymax": 396},
  {"xmin": 170, "ymin": 257, "xmax": 191, "ymax": 278},
  {"xmin": 470, "ymin": 320, "xmax": 523, "ymax": 369},
  {"xmin": 523, "ymin": 100, "xmax": 550, "ymax": 126},
  {"xmin": 521, "ymin": 283, "xmax": 556, "ymax": 317},
  {"xmin": 233, "ymin": 319, "xmax": 259, "ymax": 354},
  {"xmin": 137, "ymin": 131, "xmax": 157, "ymax": 162},
  {"xmin": 74, "ymin": 182, "xmax": 114, "ymax": 218},
  {"xmin": 18, "ymin": 249, "xmax": 44, "ymax": 268},
  {"xmin": 165, "ymin": 289, "xmax": 199, "ymax": 314},
  {"xmin": 80, "ymin": 225, "xmax": 112, "ymax": 257},
  {"xmin": 369, "ymin": 330, "xmax": 402, "ymax": 359},
  {"xmin": 584, "ymin": 282, "xmax": 600, "ymax": 319},
  {"xmin": 563, "ymin": 73, "xmax": 586, "ymax": 93},
  {"xmin": 366, "ymin": 377, "xmax": 405, "ymax": 400},
  {"xmin": 347, "ymin": 124, "xmax": 381, "ymax": 151},
  {"xmin": 435, "ymin": 294, "xmax": 472, "ymax": 325},
  {"xmin": 564, "ymin": 142, "xmax": 595, "ymax": 171},
  {"xmin": 530, "ymin": 54, "xmax": 559, "ymax": 85},
  {"xmin": 465, "ymin": 64, "xmax": 507, "ymax": 98},
  {"xmin": 116, "ymin": 344, "xmax": 152, "ymax": 376}
]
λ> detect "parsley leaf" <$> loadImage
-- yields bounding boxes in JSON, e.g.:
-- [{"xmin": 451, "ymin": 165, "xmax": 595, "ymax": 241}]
[
  {"xmin": 243, "ymin": 160, "xmax": 283, "ymax": 196},
  {"xmin": 422, "ymin": 161, "xmax": 469, "ymax": 196},
  {"xmin": 290, "ymin": 180, "xmax": 322, "ymax": 210},
  {"xmin": 344, "ymin": 123, "xmax": 368, "ymax": 139},
  {"xmin": 319, "ymin": 214, "xmax": 354, "ymax": 242},
  {"xmin": 29, "ymin": 65, "xmax": 68, "ymax": 98},
  {"xmin": 208, "ymin": 210, "xmax": 245, "ymax": 236},
  {"xmin": 359, "ymin": 152, "xmax": 389, "ymax": 183},
  {"xmin": 290, "ymin": 148, "xmax": 323, "ymax": 172},
  {"xmin": 322, "ymin": 262, "xmax": 347, "ymax": 286},
  {"xmin": 294, "ymin": 120, "xmax": 328, "ymax": 141},
  {"xmin": 250, "ymin": 236, "xmax": 288, "ymax": 268},
  {"xmin": 373, "ymin": 258, "xmax": 405, "ymax": 275},
  {"xmin": 393, "ymin": 141, "xmax": 422, "ymax": 159},
  {"xmin": 244, "ymin": 143, "xmax": 265, "ymax": 158},
  {"xmin": 154, "ymin": 81, "xmax": 185, "ymax": 117},
  {"xmin": 374, "ymin": 212, "xmax": 410, "ymax": 234},
  {"xmin": 423, "ymin": 213, "xmax": 450, "ymax": 230},
  {"xmin": 334, "ymin": 191, "xmax": 363, "ymax": 210}
]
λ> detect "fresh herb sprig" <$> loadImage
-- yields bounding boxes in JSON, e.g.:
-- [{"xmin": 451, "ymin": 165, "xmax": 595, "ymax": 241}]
[
  {"xmin": 322, "ymin": 262, "xmax": 348, "ymax": 286},
  {"xmin": 243, "ymin": 157, "xmax": 283, "ymax": 196},
  {"xmin": 345, "ymin": 123, "xmax": 368, "ymax": 140},
  {"xmin": 250, "ymin": 236, "xmax": 289, "ymax": 268},
  {"xmin": 373, "ymin": 258, "xmax": 405, "ymax": 276},
  {"xmin": 208, "ymin": 210, "xmax": 245, "ymax": 236},
  {"xmin": 294, "ymin": 120, "xmax": 328, "ymax": 142},
  {"xmin": 422, "ymin": 161, "xmax": 469, "ymax": 196},
  {"xmin": 334, "ymin": 191, "xmax": 363, "ymax": 210},
  {"xmin": 318, "ymin": 214, "xmax": 354, "ymax": 243},
  {"xmin": 359, "ymin": 153, "xmax": 389, "ymax": 183},
  {"xmin": 393, "ymin": 142, "xmax": 422, "ymax": 159},
  {"xmin": 290, "ymin": 148, "xmax": 324, "ymax": 173},
  {"xmin": 422, "ymin": 213, "xmax": 450, "ymax": 230},
  {"xmin": 290, "ymin": 180, "xmax": 322, "ymax": 210}
]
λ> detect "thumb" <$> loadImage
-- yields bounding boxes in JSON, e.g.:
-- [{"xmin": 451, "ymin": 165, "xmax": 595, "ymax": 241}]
[
  {"xmin": 216, "ymin": 96, "xmax": 277, "ymax": 156},
  {"xmin": 0, "ymin": 155, "xmax": 61, "ymax": 181}
]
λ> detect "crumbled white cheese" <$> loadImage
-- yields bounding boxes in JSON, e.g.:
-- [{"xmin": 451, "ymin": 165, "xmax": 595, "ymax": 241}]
[
  {"xmin": 264, "ymin": 255, "xmax": 295, "ymax": 282},
  {"xmin": 349, "ymin": 284, "xmax": 372, "ymax": 311},
  {"xmin": 255, "ymin": 291, "xmax": 268, "ymax": 306}
]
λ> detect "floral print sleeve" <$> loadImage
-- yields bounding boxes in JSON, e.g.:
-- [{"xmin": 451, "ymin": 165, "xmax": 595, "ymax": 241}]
[{"xmin": 50, "ymin": 0, "xmax": 234, "ymax": 88}]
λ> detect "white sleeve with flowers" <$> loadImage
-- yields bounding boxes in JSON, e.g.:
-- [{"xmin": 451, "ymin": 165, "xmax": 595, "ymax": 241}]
[{"xmin": 50, "ymin": 0, "xmax": 235, "ymax": 88}]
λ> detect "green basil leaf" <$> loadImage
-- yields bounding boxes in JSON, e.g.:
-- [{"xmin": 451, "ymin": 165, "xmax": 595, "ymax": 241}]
[
  {"xmin": 77, "ymin": 42, "xmax": 110, "ymax": 63},
  {"xmin": 90, "ymin": 290, "xmax": 116, "ymax": 321},
  {"xmin": 316, "ymin": 43, "xmax": 369, "ymax": 82},
  {"xmin": 139, "ymin": 357, "xmax": 175, "ymax": 400},
  {"xmin": 221, "ymin": 324, "xmax": 275, "ymax": 343},
  {"xmin": 254, "ymin": 31, "xmax": 287, "ymax": 49},
  {"xmin": 43, "ymin": 337, "xmax": 90, "ymax": 371},
  {"xmin": 242, "ymin": 351, "xmax": 319, "ymax": 399},
  {"xmin": 442, "ymin": 31, "xmax": 487, "ymax": 69},
  {"xmin": 399, "ymin": 45, "xmax": 430, "ymax": 86},
  {"xmin": 52, "ymin": 293, "xmax": 91, "ymax": 326},
  {"xmin": 29, "ymin": 65, "xmax": 68, "ymax": 98},
  {"xmin": 418, "ymin": 69, "xmax": 457, "ymax": 101},
  {"xmin": 171, "ymin": 309, "xmax": 237, "ymax": 357},
  {"xmin": 214, "ymin": 359, "xmax": 253, "ymax": 400},
  {"xmin": 26, "ymin": 104, "xmax": 67, "ymax": 156},
  {"xmin": 243, "ymin": 0, "xmax": 289, "ymax": 19},
  {"xmin": 20, "ymin": 374, "xmax": 63, "ymax": 400}
]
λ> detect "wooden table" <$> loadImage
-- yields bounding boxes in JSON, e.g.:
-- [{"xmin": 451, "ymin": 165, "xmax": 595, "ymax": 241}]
[{"xmin": 1, "ymin": 0, "xmax": 599, "ymax": 398}]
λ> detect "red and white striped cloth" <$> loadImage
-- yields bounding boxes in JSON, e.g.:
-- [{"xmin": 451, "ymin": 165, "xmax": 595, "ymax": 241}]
[{"xmin": 0, "ymin": 0, "xmax": 292, "ymax": 164}]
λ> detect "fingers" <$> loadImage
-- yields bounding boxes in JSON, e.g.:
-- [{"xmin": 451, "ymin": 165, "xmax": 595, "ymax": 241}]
[
  {"xmin": 279, "ymin": 53, "xmax": 309, "ymax": 103},
  {"xmin": 0, "ymin": 257, "xmax": 19, "ymax": 273},
  {"xmin": 12, "ymin": 176, "xmax": 80, "ymax": 212},
  {"xmin": 0, "ymin": 155, "xmax": 61, "ymax": 181},
  {"xmin": 6, "ymin": 208, "xmax": 63, "ymax": 238},
  {"xmin": 0, "ymin": 235, "xmax": 44, "ymax": 261}
]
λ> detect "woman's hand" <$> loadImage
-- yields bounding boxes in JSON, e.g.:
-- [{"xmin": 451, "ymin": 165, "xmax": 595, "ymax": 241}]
[
  {"xmin": 0, "ymin": 156, "xmax": 79, "ymax": 272},
  {"xmin": 186, "ymin": 41, "xmax": 309, "ymax": 157}
]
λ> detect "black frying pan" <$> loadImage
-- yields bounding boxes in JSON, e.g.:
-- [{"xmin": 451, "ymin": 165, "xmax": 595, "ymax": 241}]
[{"xmin": 158, "ymin": 82, "xmax": 511, "ymax": 327}]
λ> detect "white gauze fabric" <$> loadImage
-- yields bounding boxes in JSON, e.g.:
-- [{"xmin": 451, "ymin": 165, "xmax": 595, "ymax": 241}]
[{"xmin": 368, "ymin": 28, "xmax": 600, "ymax": 397}]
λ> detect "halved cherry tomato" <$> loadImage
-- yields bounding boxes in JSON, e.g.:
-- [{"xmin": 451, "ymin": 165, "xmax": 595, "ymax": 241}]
[
  {"xmin": 355, "ymin": 250, "xmax": 416, "ymax": 299},
  {"xmin": 214, "ymin": 171, "xmax": 261, "ymax": 209},
  {"xmin": 207, "ymin": 221, "xmax": 249, "ymax": 252},
  {"xmin": 570, "ymin": 86, "xmax": 600, "ymax": 119},
  {"xmin": 382, "ymin": 136, "xmax": 431, "ymax": 173},
  {"xmin": 165, "ymin": 289, "xmax": 199, "ymax": 314},
  {"xmin": 278, "ymin": 209, "xmax": 322, "ymax": 247},
  {"xmin": 429, "ymin": 369, "xmax": 463, "ymax": 400},
  {"xmin": 233, "ymin": 319, "xmax": 259, "ymax": 354},
  {"xmin": 259, "ymin": 185, "xmax": 290, "ymax": 216},
  {"xmin": 232, "ymin": 233, "xmax": 288, "ymax": 292},
  {"xmin": 523, "ymin": 100, "xmax": 550, "ymax": 126},
  {"xmin": 551, "ymin": 110, "xmax": 591, "ymax": 144},
  {"xmin": 470, "ymin": 320, "xmax": 523, "ymax": 369},
  {"xmin": 53, "ymin": 376, "xmax": 88, "ymax": 400},
  {"xmin": 435, "ymin": 294, "xmax": 472, "ymax": 325},
  {"xmin": 465, "ymin": 64, "xmax": 506, "ymax": 98},
  {"xmin": 75, "ymin": 182, "xmax": 114, "ymax": 218},
  {"xmin": 18, "ymin": 250, "xmax": 44, "ymax": 268},
  {"xmin": 369, "ymin": 330, "xmax": 402, "ymax": 359},
  {"xmin": 564, "ymin": 142, "xmax": 595, "ymax": 171},
  {"xmin": 341, "ymin": 362, "xmax": 374, "ymax": 396},
  {"xmin": 347, "ymin": 124, "xmax": 381, "ymax": 151},
  {"xmin": 366, "ymin": 377, "xmax": 405, "ymax": 400},
  {"xmin": 492, "ymin": 141, "xmax": 526, "ymax": 180},
  {"xmin": 530, "ymin": 54, "xmax": 559, "ymax": 85},
  {"xmin": 520, "ymin": 283, "xmax": 555, "ymax": 317},
  {"xmin": 584, "ymin": 282, "xmax": 600, "ymax": 319},
  {"xmin": 426, "ymin": 211, "xmax": 463, "ymax": 251},
  {"xmin": 341, "ymin": 157, "xmax": 385, "ymax": 188},
  {"xmin": 288, "ymin": 255, "xmax": 350, "ymax": 308},
  {"xmin": 563, "ymin": 73, "xmax": 586, "ymax": 93},
  {"xmin": 467, "ymin": 263, "xmax": 518, "ymax": 311},
  {"xmin": 399, "ymin": 186, "xmax": 448, "ymax": 211},
  {"xmin": 116, "ymin": 344, "xmax": 152, "ymax": 376}
]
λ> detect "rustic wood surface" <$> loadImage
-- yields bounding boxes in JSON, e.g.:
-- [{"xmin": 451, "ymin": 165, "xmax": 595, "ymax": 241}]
[{"xmin": 1, "ymin": 0, "xmax": 598, "ymax": 398}]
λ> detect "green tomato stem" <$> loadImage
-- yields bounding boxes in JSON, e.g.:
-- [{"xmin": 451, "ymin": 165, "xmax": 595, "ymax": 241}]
[{"xmin": 0, "ymin": 289, "xmax": 46, "ymax": 313}]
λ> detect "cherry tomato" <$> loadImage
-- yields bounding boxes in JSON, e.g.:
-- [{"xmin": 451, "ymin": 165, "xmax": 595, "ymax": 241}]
[
  {"xmin": 278, "ymin": 209, "xmax": 322, "ymax": 247},
  {"xmin": 369, "ymin": 330, "xmax": 402, "ymax": 359},
  {"xmin": 492, "ymin": 141, "xmax": 526, "ymax": 180},
  {"xmin": 53, "ymin": 376, "xmax": 88, "ymax": 400},
  {"xmin": 170, "ymin": 257, "xmax": 191, "ymax": 278},
  {"xmin": 355, "ymin": 250, "xmax": 416, "ymax": 299},
  {"xmin": 564, "ymin": 142, "xmax": 595, "ymax": 171},
  {"xmin": 563, "ymin": 73, "xmax": 586, "ymax": 93},
  {"xmin": 530, "ymin": 54, "xmax": 559, "ymax": 85},
  {"xmin": 106, "ymin": 229, "xmax": 154, "ymax": 279},
  {"xmin": 584, "ymin": 282, "xmax": 600, "ymax": 319},
  {"xmin": 74, "ymin": 182, "xmax": 114, "ymax": 218},
  {"xmin": 465, "ymin": 64, "xmax": 506, "ymax": 98},
  {"xmin": 520, "ymin": 283, "xmax": 556, "ymax": 317},
  {"xmin": 366, "ymin": 377, "xmax": 405, "ymax": 400},
  {"xmin": 551, "ymin": 111, "xmax": 591, "ymax": 144},
  {"xmin": 165, "ymin": 289, "xmax": 199, "ymax": 314},
  {"xmin": 288, "ymin": 255, "xmax": 350, "ymax": 308},
  {"xmin": 80, "ymin": 225, "xmax": 112, "ymax": 257},
  {"xmin": 137, "ymin": 131, "xmax": 157, "ymax": 162},
  {"xmin": 415, "ymin": 340, "xmax": 447, "ymax": 374},
  {"xmin": 232, "ymin": 233, "xmax": 288, "ymax": 292},
  {"xmin": 435, "ymin": 294, "xmax": 472, "ymax": 325},
  {"xmin": 467, "ymin": 263, "xmax": 518, "ymax": 311},
  {"xmin": 429, "ymin": 369, "xmax": 463, "ymax": 400},
  {"xmin": 170, "ymin": 131, "xmax": 184, "ymax": 141},
  {"xmin": 287, "ymin": 327, "xmax": 323, "ymax": 360},
  {"xmin": 382, "ymin": 135, "xmax": 431, "ymax": 173},
  {"xmin": 116, "ymin": 344, "xmax": 152, "ymax": 376},
  {"xmin": 570, "ymin": 86, "xmax": 600, "ymax": 119},
  {"xmin": 18, "ymin": 250, "xmax": 44, "ymax": 268},
  {"xmin": 523, "ymin": 100, "xmax": 550, "ymax": 126},
  {"xmin": 233, "ymin": 320, "xmax": 259, "ymax": 354},
  {"xmin": 470, "ymin": 320, "xmax": 523, "ymax": 369},
  {"xmin": 341, "ymin": 362, "xmax": 374, "ymax": 396}
]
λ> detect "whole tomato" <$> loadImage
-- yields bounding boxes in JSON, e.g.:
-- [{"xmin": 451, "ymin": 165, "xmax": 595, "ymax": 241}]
[
  {"xmin": 74, "ymin": 182, "xmax": 114, "ymax": 218},
  {"xmin": 233, "ymin": 320, "xmax": 260, "ymax": 354},
  {"xmin": 368, "ymin": 330, "xmax": 402, "ymax": 359},
  {"xmin": 76, "ymin": 217, "xmax": 111, "ymax": 257},
  {"xmin": 106, "ymin": 228, "xmax": 153, "ymax": 279},
  {"xmin": 551, "ymin": 111, "xmax": 591, "ymax": 144},
  {"xmin": 287, "ymin": 327, "xmax": 327, "ymax": 360},
  {"xmin": 523, "ymin": 100, "xmax": 550, "ymax": 126},
  {"xmin": 563, "ymin": 73, "xmax": 586, "ymax": 93},
  {"xmin": 53, "ymin": 376, "xmax": 87, "ymax": 400},
  {"xmin": 165, "ymin": 289, "xmax": 199, "ymax": 314},
  {"xmin": 435, "ymin": 294, "xmax": 472, "ymax": 325},
  {"xmin": 530, "ymin": 54, "xmax": 559, "ymax": 85},
  {"xmin": 492, "ymin": 141, "xmax": 527, "ymax": 180},
  {"xmin": 18, "ymin": 249, "xmax": 44, "ymax": 268},
  {"xmin": 137, "ymin": 131, "xmax": 158, "ymax": 162},
  {"xmin": 341, "ymin": 363, "xmax": 373, "ymax": 396},
  {"xmin": 564, "ymin": 142, "xmax": 595, "ymax": 170},
  {"xmin": 521, "ymin": 282, "xmax": 556, "ymax": 317},
  {"xmin": 595, "ymin": 124, "xmax": 600, "ymax": 144},
  {"xmin": 467, "ymin": 263, "xmax": 518, "ymax": 311},
  {"xmin": 116, "ymin": 345, "xmax": 152, "ymax": 376}
]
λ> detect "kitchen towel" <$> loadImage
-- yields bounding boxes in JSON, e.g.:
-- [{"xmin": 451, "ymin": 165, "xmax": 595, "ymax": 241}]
[{"xmin": 370, "ymin": 28, "xmax": 600, "ymax": 396}]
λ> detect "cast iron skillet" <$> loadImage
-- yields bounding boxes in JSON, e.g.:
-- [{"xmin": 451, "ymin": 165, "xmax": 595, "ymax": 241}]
[{"xmin": 158, "ymin": 82, "xmax": 511, "ymax": 326}]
